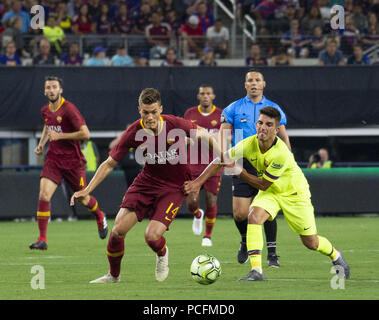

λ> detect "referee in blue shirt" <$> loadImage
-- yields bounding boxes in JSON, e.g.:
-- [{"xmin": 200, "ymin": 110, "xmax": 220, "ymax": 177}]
[{"xmin": 220, "ymin": 69, "xmax": 291, "ymax": 267}]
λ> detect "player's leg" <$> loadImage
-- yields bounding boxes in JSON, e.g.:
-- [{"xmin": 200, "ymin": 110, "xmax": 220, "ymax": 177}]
[
  {"xmin": 64, "ymin": 168, "xmax": 108, "ymax": 239},
  {"xmin": 202, "ymin": 190, "xmax": 218, "ymax": 246},
  {"xmin": 91, "ymin": 207, "xmax": 138, "ymax": 283},
  {"xmin": 30, "ymin": 177, "xmax": 59, "ymax": 250},
  {"xmin": 186, "ymin": 190, "xmax": 204, "ymax": 236}
]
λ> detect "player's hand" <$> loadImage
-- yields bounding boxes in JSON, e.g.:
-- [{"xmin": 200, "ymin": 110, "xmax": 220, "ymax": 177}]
[
  {"xmin": 70, "ymin": 189, "xmax": 89, "ymax": 206},
  {"xmin": 34, "ymin": 145, "xmax": 43, "ymax": 155},
  {"xmin": 48, "ymin": 130, "xmax": 61, "ymax": 141},
  {"xmin": 183, "ymin": 180, "xmax": 201, "ymax": 195}
]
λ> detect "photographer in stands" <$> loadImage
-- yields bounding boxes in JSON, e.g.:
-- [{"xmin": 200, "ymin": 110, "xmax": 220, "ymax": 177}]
[{"xmin": 307, "ymin": 148, "xmax": 332, "ymax": 169}]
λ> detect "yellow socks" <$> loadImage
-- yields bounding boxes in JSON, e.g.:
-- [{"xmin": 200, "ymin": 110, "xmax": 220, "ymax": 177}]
[
  {"xmin": 317, "ymin": 235, "xmax": 339, "ymax": 261},
  {"xmin": 247, "ymin": 224, "xmax": 263, "ymax": 273}
]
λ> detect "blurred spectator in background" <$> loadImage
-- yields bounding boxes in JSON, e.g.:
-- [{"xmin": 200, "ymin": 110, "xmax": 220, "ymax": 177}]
[
  {"xmin": 135, "ymin": 52, "xmax": 150, "ymax": 66},
  {"xmin": 160, "ymin": 0, "xmax": 177, "ymax": 18},
  {"xmin": 307, "ymin": 148, "xmax": 332, "ymax": 169},
  {"xmin": 1, "ymin": 16, "xmax": 25, "ymax": 56},
  {"xmin": 81, "ymin": 140, "xmax": 100, "ymax": 172},
  {"xmin": 199, "ymin": 46, "xmax": 217, "ymax": 66},
  {"xmin": 1, "ymin": 0, "xmax": 30, "ymax": 34},
  {"xmin": 161, "ymin": 47, "xmax": 183, "ymax": 66},
  {"xmin": 43, "ymin": 16, "xmax": 66, "ymax": 56},
  {"xmin": 67, "ymin": 0, "xmax": 82, "ymax": 18},
  {"xmin": 318, "ymin": 0, "xmax": 332, "ymax": 24},
  {"xmin": 56, "ymin": 2, "xmax": 72, "ymax": 35},
  {"xmin": 273, "ymin": 2, "xmax": 297, "ymax": 34},
  {"xmin": 85, "ymin": 46, "xmax": 108, "ymax": 66},
  {"xmin": 71, "ymin": 4, "xmax": 92, "ymax": 35},
  {"xmin": 352, "ymin": 4, "xmax": 368, "ymax": 33},
  {"xmin": 164, "ymin": 9, "xmax": 182, "ymax": 36},
  {"xmin": 318, "ymin": 38, "xmax": 344, "ymax": 66},
  {"xmin": 347, "ymin": 43, "xmax": 370, "ymax": 65},
  {"xmin": 33, "ymin": 38, "xmax": 55, "ymax": 65},
  {"xmin": 113, "ymin": 3, "xmax": 133, "ymax": 34},
  {"xmin": 131, "ymin": 3, "xmax": 152, "ymax": 36},
  {"xmin": 60, "ymin": 42, "xmax": 83, "ymax": 66},
  {"xmin": 0, "ymin": 40, "xmax": 22, "ymax": 66},
  {"xmin": 88, "ymin": 0, "xmax": 102, "ymax": 21},
  {"xmin": 301, "ymin": 5, "xmax": 325, "ymax": 35},
  {"xmin": 340, "ymin": 14, "xmax": 360, "ymax": 56},
  {"xmin": 146, "ymin": 11, "xmax": 172, "ymax": 59},
  {"xmin": 280, "ymin": 19, "xmax": 310, "ymax": 57},
  {"xmin": 94, "ymin": 3, "xmax": 112, "ymax": 34},
  {"xmin": 194, "ymin": 1, "xmax": 214, "ymax": 33},
  {"xmin": 111, "ymin": 44, "xmax": 134, "ymax": 66},
  {"xmin": 308, "ymin": 25, "xmax": 326, "ymax": 58},
  {"xmin": 270, "ymin": 46, "xmax": 294, "ymax": 66},
  {"xmin": 362, "ymin": 24, "xmax": 379, "ymax": 49},
  {"xmin": 367, "ymin": 12, "xmax": 379, "ymax": 33},
  {"xmin": 206, "ymin": 18, "xmax": 231, "ymax": 58},
  {"xmin": 246, "ymin": 43, "xmax": 268, "ymax": 66},
  {"xmin": 180, "ymin": 14, "xmax": 205, "ymax": 58}
]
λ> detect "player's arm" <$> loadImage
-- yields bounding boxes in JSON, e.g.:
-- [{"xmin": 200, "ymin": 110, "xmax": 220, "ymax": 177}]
[
  {"xmin": 48, "ymin": 125, "xmax": 90, "ymax": 141},
  {"xmin": 237, "ymin": 169, "xmax": 272, "ymax": 191},
  {"xmin": 35, "ymin": 125, "xmax": 49, "ymax": 155},
  {"xmin": 219, "ymin": 122, "xmax": 233, "ymax": 156},
  {"xmin": 195, "ymin": 126, "xmax": 222, "ymax": 159},
  {"xmin": 70, "ymin": 156, "xmax": 118, "ymax": 205},
  {"xmin": 277, "ymin": 125, "xmax": 291, "ymax": 150}
]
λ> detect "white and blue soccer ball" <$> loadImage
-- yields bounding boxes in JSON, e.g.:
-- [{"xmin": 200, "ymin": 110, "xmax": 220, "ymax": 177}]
[{"xmin": 190, "ymin": 254, "xmax": 221, "ymax": 285}]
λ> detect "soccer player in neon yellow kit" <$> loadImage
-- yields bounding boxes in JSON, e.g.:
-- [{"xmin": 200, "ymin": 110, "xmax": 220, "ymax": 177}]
[{"xmin": 184, "ymin": 106, "xmax": 350, "ymax": 281}]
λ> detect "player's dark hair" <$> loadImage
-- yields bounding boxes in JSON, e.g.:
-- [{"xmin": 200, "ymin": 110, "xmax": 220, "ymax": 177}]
[
  {"xmin": 139, "ymin": 88, "xmax": 161, "ymax": 106},
  {"xmin": 260, "ymin": 106, "xmax": 281, "ymax": 124},
  {"xmin": 246, "ymin": 68, "xmax": 264, "ymax": 80},
  {"xmin": 199, "ymin": 84, "xmax": 213, "ymax": 90},
  {"xmin": 45, "ymin": 76, "xmax": 63, "ymax": 88}
]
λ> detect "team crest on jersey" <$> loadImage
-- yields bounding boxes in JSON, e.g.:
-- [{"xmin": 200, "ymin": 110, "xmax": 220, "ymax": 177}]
[
  {"xmin": 264, "ymin": 159, "xmax": 269, "ymax": 167},
  {"xmin": 211, "ymin": 120, "xmax": 218, "ymax": 126},
  {"xmin": 191, "ymin": 120, "xmax": 197, "ymax": 123},
  {"xmin": 167, "ymin": 138, "xmax": 176, "ymax": 145},
  {"xmin": 271, "ymin": 162, "xmax": 282, "ymax": 170},
  {"xmin": 56, "ymin": 116, "xmax": 62, "ymax": 123}
]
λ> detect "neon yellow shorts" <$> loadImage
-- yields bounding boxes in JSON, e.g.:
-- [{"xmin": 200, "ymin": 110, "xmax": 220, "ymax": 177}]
[{"xmin": 251, "ymin": 191, "xmax": 317, "ymax": 236}]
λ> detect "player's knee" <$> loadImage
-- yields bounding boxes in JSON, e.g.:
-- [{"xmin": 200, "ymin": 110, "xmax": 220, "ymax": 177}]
[
  {"xmin": 233, "ymin": 208, "xmax": 248, "ymax": 221},
  {"xmin": 144, "ymin": 229, "xmax": 161, "ymax": 242},
  {"xmin": 186, "ymin": 201, "xmax": 198, "ymax": 213},
  {"xmin": 111, "ymin": 226, "xmax": 126, "ymax": 239},
  {"xmin": 38, "ymin": 190, "xmax": 51, "ymax": 202}
]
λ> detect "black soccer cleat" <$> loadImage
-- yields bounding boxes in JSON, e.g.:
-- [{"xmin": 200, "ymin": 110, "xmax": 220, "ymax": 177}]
[
  {"xmin": 238, "ymin": 269, "xmax": 266, "ymax": 281},
  {"xmin": 332, "ymin": 251, "xmax": 350, "ymax": 279},
  {"xmin": 237, "ymin": 241, "xmax": 249, "ymax": 264},
  {"xmin": 97, "ymin": 213, "xmax": 108, "ymax": 240},
  {"xmin": 29, "ymin": 240, "xmax": 48, "ymax": 250},
  {"xmin": 267, "ymin": 253, "xmax": 280, "ymax": 268}
]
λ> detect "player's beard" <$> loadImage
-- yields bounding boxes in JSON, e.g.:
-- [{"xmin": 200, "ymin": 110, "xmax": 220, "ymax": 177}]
[{"xmin": 48, "ymin": 94, "xmax": 60, "ymax": 104}]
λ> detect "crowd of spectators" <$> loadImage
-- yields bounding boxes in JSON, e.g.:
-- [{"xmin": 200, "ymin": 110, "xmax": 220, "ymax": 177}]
[{"xmin": 0, "ymin": 0, "xmax": 378, "ymax": 67}]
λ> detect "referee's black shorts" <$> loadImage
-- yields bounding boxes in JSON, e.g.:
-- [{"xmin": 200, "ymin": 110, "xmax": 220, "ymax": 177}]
[{"xmin": 232, "ymin": 158, "xmax": 259, "ymax": 198}]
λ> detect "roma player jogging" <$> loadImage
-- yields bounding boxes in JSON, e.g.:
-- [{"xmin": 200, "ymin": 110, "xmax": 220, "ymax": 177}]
[
  {"xmin": 71, "ymin": 88, "xmax": 220, "ymax": 283},
  {"xmin": 30, "ymin": 76, "xmax": 108, "ymax": 250},
  {"xmin": 184, "ymin": 85, "xmax": 223, "ymax": 247},
  {"xmin": 184, "ymin": 107, "xmax": 350, "ymax": 281}
]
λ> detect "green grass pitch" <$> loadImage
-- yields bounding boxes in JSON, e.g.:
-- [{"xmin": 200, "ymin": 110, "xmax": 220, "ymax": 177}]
[{"xmin": 0, "ymin": 216, "xmax": 378, "ymax": 300}]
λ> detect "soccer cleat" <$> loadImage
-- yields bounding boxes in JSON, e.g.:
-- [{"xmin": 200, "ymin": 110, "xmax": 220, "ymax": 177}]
[
  {"xmin": 238, "ymin": 269, "xmax": 266, "ymax": 281},
  {"xmin": 332, "ymin": 251, "xmax": 350, "ymax": 279},
  {"xmin": 96, "ymin": 212, "xmax": 108, "ymax": 239},
  {"xmin": 29, "ymin": 240, "xmax": 48, "ymax": 250},
  {"xmin": 155, "ymin": 247, "xmax": 169, "ymax": 282},
  {"xmin": 267, "ymin": 253, "xmax": 280, "ymax": 268},
  {"xmin": 237, "ymin": 241, "xmax": 249, "ymax": 264},
  {"xmin": 192, "ymin": 209, "xmax": 204, "ymax": 236},
  {"xmin": 89, "ymin": 273, "xmax": 120, "ymax": 284},
  {"xmin": 201, "ymin": 237, "xmax": 212, "ymax": 247}
]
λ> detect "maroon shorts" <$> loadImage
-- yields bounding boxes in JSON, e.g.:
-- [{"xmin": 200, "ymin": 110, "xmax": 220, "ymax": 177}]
[
  {"xmin": 121, "ymin": 174, "xmax": 186, "ymax": 228},
  {"xmin": 40, "ymin": 158, "xmax": 87, "ymax": 192},
  {"xmin": 190, "ymin": 169, "xmax": 222, "ymax": 195}
]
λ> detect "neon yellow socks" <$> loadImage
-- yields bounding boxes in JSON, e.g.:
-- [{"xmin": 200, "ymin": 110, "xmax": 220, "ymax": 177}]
[{"xmin": 246, "ymin": 224, "xmax": 263, "ymax": 273}]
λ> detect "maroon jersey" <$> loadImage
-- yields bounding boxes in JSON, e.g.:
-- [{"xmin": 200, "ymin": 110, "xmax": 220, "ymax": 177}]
[
  {"xmin": 41, "ymin": 98, "xmax": 86, "ymax": 168},
  {"xmin": 184, "ymin": 105, "xmax": 222, "ymax": 176},
  {"xmin": 109, "ymin": 114, "xmax": 197, "ymax": 188}
]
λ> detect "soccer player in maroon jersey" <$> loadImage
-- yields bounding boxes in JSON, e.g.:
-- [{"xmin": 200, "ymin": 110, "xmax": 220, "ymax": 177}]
[
  {"xmin": 29, "ymin": 76, "xmax": 108, "ymax": 250},
  {"xmin": 71, "ymin": 88, "xmax": 220, "ymax": 283},
  {"xmin": 184, "ymin": 85, "xmax": 223, "ymax": 247}
]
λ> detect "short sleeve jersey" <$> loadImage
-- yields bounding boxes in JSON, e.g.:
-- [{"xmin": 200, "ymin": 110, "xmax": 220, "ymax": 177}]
[
  {"xmin": 109, "ymin": 114, "xmax": 197, "ymax": 187},
  {"xmin": 184, "ymin": 105, "xmax": 222, "ymax": 175},
  {"xmin": 41, "ymin": 98, "xmax": 86, "ymax": 167},
  {"xmin": 221, "ymin": 95, "xmax": 287, "ymax": 147},
  {"xmin": 229, "ymin": 135, "xmax": 310, "ymax": 197}
]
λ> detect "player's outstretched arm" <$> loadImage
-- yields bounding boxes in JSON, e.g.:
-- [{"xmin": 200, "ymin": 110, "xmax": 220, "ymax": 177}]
[
  {"xmin": 35, "ymin": 125, "xmax": 49, "ymax": 155},
  {"xmin": 195, "ymin": 126, "xmax": 222, "ymax": 159},
  {"xmin": 70, "ymin": 156, "xmax": 118, "ymax": 205}
]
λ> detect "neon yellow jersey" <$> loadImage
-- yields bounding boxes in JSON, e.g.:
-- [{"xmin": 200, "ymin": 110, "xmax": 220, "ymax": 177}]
[{"xmin": 228, "ymin": 135, "xmax": 310, "ymax": 197}]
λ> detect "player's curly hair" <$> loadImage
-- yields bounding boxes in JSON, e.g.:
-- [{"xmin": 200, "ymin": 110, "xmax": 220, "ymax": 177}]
[
  {"xmin": 260, "ymin": 106, "xmax": 281, "ymax": 124},
  {"xmin": 138, "ymin": 88, "xmax": 161, "ymax": 106}
]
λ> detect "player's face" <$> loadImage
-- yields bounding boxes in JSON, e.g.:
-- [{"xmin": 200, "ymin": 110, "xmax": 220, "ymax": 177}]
[
  {"xmin": 245, "ymin": 72, "xmax": 265, "ymax": 98},
  {"xmin": 256, "ymin": 114, "xmax": 279, "ymax": 142},
  {"xmin": 44, "ymin": 80, "xmax": 62, "ymax": 103},
  {"xmin": 197, "ymin": 87, "xmax": 215, "ymax": 108},
  {"xmin": 139, "ymin": 102, "xmax": 163, "ymax": 132}
]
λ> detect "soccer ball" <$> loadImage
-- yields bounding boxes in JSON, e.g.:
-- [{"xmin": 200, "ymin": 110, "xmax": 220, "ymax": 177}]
[{"xmin": 190, "ymin": 254, "xmax": 221, "ymax": 285}]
